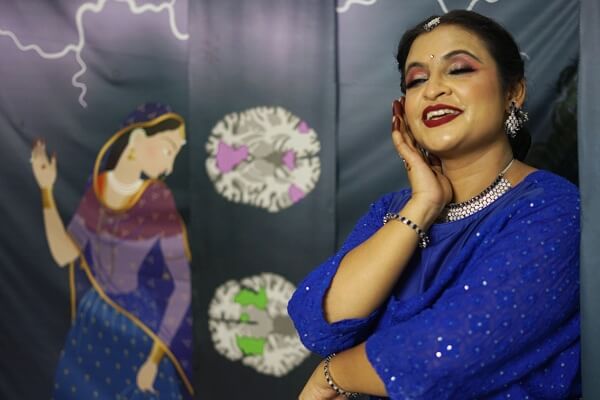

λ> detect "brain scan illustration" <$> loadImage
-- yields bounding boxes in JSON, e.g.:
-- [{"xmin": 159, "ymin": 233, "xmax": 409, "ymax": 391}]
[
  {"xmin": 208, "ymin": 273, "xmax": 309, "ymax": 376},
  {"xmin": 205, "ymin": 106, "xmax": 321, "ymax": 213}
]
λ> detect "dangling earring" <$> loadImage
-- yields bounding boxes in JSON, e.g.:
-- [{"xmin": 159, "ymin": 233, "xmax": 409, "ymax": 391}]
[
  {"xmin": 127, "ymin": 148, "xmax": 136, "ymax": 161},
  {"xmin": 504, "ymin": 101, "xmax": 529, "ymax": 138}
]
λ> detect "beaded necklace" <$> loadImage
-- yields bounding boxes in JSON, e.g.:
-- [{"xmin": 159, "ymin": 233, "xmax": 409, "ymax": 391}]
[{"xmin": 438, "ymin": 159, "xmax": 514, "ymax": 222}]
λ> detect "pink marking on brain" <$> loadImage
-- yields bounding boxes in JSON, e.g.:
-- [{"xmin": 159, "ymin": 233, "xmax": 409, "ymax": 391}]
[
  {"xmin": 205, "ymin": 106, "xmax": 321, "ymax": 212},
  {"xmin": 216, "ymin": 141, "xmax": 249, "ymax": 173},
  {"xmin": 297, "ymin": 121, "xmax": 310, "ymax": 134},
  {"xmin": 282, "ymin": 150, "xmax": 296, "ymax": 171},
  {"xmin": 288, "ymin": 184, "xmax": 305, "ymax": 203}
]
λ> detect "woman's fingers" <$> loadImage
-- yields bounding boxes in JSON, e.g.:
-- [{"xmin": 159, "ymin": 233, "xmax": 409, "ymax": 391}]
[{"xmin": 50, "ymin": 152, "xmax": 57, "ymax": 171}]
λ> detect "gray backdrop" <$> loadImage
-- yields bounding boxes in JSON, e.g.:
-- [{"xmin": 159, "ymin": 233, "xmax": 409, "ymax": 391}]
[
  {"xmin": 579, "ymin": 0, "xmax": 600, "ymax": 398},
  {"xmin": 0, "ymin": 0, "xmax": 592, "ymax": 399}
]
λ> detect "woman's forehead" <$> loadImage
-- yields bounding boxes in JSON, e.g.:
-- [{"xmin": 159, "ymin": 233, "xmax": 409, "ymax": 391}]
[{"xmin": 406, "ymin": 25, "xmax": 490, "ymax": 65}]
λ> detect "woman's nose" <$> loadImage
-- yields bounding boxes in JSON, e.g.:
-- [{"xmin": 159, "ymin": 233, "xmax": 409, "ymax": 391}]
[{"xmin": 423, "ymin": 74, "xmax": 451, "ymax": 100}]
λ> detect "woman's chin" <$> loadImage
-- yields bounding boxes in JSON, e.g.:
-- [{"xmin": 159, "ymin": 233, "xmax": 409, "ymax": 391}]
[{"xmin": 420, "ymin": 138, "xmax": 460, "ymax": 157}]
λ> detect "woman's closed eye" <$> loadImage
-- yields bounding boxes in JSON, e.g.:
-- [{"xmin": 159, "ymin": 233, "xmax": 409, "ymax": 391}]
[
  {"xmin": 406, "ymin": 79, "xmax": 425, "ymax": 89},
  {"xmin": 405, "ymin": 65, "xmax": 475, "ymax": 89},
  {"xmin": 406, "ymin": 74, "xmax": 428, "ymax": 89},
  {"xmin": 449, "ymin": 66, "xmax": 475, "ymax": 75}
]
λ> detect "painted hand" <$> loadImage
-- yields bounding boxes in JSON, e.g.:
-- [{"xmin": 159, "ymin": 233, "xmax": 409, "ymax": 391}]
[
  {"xmin": 31, "ymin": 139, "xmax": 57, "ymax": 190},
  {"xmin": 136, "ymin": 358, "xmax": 159, "ymax": 395},
  {"xmin": 392, "ymin": 98, "xmax": 452, "ymax": 216}
]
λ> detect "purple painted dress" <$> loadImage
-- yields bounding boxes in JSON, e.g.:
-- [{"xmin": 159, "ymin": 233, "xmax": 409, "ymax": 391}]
[
  {"xmin": 62, "ymin": 174, "xmax": 193, "ymax": 398},
  {"xmin": 288, "ymin": 170, "xmax": 581, "ymax": 399}
]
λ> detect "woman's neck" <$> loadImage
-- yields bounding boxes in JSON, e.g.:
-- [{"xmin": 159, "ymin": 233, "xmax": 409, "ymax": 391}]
[
  {"xmin": 441, "ymin": 141, "xmax": 515, "ymax": 204},
  {"xmin": 112, "ymin": 149, "xmax": 142, "ymax": 185}
]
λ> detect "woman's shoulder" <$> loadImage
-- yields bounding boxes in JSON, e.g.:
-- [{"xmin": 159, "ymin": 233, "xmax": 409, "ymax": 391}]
[{"xmin": 516, "ymin": 169, "xmax": 579, "ymax": 204}]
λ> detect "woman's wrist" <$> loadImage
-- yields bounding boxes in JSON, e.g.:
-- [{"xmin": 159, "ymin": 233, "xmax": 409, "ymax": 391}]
[
  {"xmin": 148, "ymin": 341, "xmax": 165, "ymax": 365},
  {"xmin": 41, "ymin": 187, "xmax": 55, "ymax": 209},
  {"xmin": 400, "ymin": 198, "xmax": 442, "ymax": 231}
]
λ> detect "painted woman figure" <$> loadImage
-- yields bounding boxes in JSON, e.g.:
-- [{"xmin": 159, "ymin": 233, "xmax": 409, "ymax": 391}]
[{"xmin": 31, "ymin": 103, "xmax": 193, "ymax": 399}]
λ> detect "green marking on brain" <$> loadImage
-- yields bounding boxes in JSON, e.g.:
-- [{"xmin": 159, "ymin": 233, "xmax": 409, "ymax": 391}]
[
  {"xmin": 234, "ymin": 287, "xmax": 268, "ymax": 310},
  {"xmin": 236, "ymin": 336, "xmax": 266, "ymax": 356},
  {"xmin": 239, "ymin": 312, "xmax": 250, "ymax": 323}
]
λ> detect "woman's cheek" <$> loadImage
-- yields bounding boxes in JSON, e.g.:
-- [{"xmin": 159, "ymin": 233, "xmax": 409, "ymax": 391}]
[{"xmin": 144, "ymin": 143, "xmax": 160, "ymax": 158}]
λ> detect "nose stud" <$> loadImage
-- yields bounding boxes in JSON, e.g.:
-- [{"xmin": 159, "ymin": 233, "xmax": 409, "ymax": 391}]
[{"xmin": 429, "ymin": 54, "xmax": 435, "ymax": 59}]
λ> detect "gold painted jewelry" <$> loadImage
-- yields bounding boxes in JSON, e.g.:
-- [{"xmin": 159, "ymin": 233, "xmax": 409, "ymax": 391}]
[
  {"xmin": 149, "ymin": 341, "xmax": 166, "ymax": 364},
  {"xmin": 41, "ymin": 187, "xmax": 56, "ymax": 209},
  {"xmin": 127, "ymin": 149, "xmax": 136, "ymax": 161}
]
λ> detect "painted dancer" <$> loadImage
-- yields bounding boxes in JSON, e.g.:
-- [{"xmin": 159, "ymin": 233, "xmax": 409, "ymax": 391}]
[{"xmin": 31, "ymin": 103, "xmax": 193, "ymax": 399}]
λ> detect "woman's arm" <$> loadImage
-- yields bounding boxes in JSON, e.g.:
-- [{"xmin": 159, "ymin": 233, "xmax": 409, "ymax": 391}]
[
  {"xmin": 365, "ymin": 192, "xmax": 580, "ymax": 399},
  {"xmin": 289, "ymin": 99, "xmax": 451, "ymax": 355},
  {"xmin": 298, "ymin": 342, "xmax": 387, "ymax": 399},
  {"xmin": 302, "ymin": 189, "xmax": 581, "ymax": 399},
  {"xmin": 324, "ymin": 99, "xmax": 451, "ymax": 322},
  {"xmin": 324, "ymin": 198, "xmax": 439, "ymax": 322},
  {"xmin": 31, "ymin": 140, "xmax": 79, "ymax": 267}
]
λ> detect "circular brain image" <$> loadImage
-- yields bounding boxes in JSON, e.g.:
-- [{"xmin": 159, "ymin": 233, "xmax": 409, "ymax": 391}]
[
  {"xmin": 205, "ymin": 106, "xmax": 321, "ymax": 213},
  {"xmin": 208, "ymin": 273, "xmax": 310, "ymax": 377}
]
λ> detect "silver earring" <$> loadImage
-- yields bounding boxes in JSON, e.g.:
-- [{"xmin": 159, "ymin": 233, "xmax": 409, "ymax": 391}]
[{"xmin": 504, "ymin": 101, "xmax": 528, "ymax": 138}]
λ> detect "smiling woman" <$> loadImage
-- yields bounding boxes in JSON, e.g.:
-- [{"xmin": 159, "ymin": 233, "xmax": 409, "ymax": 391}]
[{"xmin": 288, "ymin": 10, "xmax": 581, "ymax": 400}]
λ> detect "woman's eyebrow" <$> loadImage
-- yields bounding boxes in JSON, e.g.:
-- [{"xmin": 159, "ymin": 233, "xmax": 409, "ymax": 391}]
[
  {"xmin": 405, "ymin": 49, "xmax": 483, "ymax": 73},
  {"xmin": 443, "ymin": 49, "xmax": 483, "ymax": 63},
  {"xmin": 405, "ymin": 61, "xmax": 426, "ymax": 74}
]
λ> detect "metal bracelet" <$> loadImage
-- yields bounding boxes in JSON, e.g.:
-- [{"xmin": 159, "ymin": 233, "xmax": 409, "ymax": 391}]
[
  {"xmin": 41, "ymin": 187, "xmax": 56, "ymax": 209},
  {"xmin": 383, "ymin": 212, "xmax": 430, "ymax": 248},
  {"xmin": 323, "ymin": 353, "xmax": 359, "ymax": 398}
]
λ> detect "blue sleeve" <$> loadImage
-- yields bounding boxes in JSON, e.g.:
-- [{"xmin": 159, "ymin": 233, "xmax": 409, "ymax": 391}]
[
  {"xmin": 365, "ymin": 189, "xmax": 580, "ymax": 399},
  {"xmin": 288, "ymin": 191, "xmax": 408, "ymax": 357}
]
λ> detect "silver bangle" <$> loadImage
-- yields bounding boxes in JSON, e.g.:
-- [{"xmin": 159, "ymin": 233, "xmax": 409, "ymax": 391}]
[
  {"xmin": 383, "ymin": 212, "xmax": 430, "ymax": 248},
  {"xmin": 323, "ymin": 353, "xmax": 359, "ymax": 398}
]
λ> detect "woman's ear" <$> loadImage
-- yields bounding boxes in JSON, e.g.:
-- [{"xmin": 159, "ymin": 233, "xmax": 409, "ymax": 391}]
[
  {"xmin": 507, "ymin": 79, "xmax": 527, "ymax": 109},
  {"xmin": 128, "ymin": 127, "xmax": 147, "ymax": 145}
]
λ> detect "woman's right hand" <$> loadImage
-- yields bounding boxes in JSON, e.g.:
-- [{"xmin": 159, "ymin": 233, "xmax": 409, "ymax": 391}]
[
  {"xmin": 31, "ymin": 139, "xmax": 57, "ymax": 190},
  {"xmin": 392, "ymin": 98, "xmax": 453, "ymax": 219}
]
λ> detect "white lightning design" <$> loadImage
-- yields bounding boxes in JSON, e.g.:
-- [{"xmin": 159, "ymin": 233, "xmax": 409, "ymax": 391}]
[
  {"xmin": 336, "ymin": 0, "xmax": 378, "ymax": 13},
  {"xmin": 437, "ymin": 0, "xmax": 500, "ymax": 13},
  {"xmin": 0, "ymin": 0, "xmax": 188, "ymax": 108},
  {"xmin": 337, "ymin": 0, "xmax": 502, "ymax": 14}
]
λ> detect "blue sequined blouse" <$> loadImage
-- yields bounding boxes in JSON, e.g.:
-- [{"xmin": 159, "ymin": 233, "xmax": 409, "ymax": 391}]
[{"xmin": 288, "ymin": 170, "xmax": 581, "ymax": 399}]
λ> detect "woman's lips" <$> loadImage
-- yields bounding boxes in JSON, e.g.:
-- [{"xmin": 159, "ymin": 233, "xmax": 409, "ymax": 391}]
[
  {"xmin": 423, "ymin": 113, "xmax": 461, "ymax": 128},
  {"xmin": 422, "ymin": 104, "xmax": 463, "ymax": 128}
]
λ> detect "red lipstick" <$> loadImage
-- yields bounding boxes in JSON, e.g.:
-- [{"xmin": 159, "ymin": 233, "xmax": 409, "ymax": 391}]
[{"xmin": 422, "ymin": 104, "xmax": 463, "ymax": 128}]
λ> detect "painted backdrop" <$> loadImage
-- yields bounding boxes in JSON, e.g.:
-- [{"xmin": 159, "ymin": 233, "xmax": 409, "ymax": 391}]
[{"xmin": 0, "ymin": 0, "xmax": 581, "ymax": 399}]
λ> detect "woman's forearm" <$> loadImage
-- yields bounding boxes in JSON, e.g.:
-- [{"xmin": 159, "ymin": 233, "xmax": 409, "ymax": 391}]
[
  {"xmin": 328, "ymin": 342, "xmax": 387, "ymax": 396},
  {"xmin": 42, "ymin": 188, "xmax": 79, "ymax": 267},
  {"xmin": 323, "ymin": 199, "xmax": 438, "ymax": 323}
]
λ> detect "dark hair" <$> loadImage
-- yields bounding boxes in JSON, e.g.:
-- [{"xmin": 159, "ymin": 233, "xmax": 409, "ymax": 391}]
[
  {"xmin": 395, "ymin": 10, "xmax": 531, "ymax": 160},
  {"xmin": 104, "ymin": 117, "xmax": 183, "ymax": 170}
]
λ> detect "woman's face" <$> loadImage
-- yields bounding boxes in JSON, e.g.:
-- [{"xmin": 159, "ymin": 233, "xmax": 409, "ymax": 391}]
[
  {"xmin": 403, "ymin": 24, "xmax": 507, "ymax": 158},
  {"xmin": 136, "ymin": 125, "xmax": 186, "ymax": 178}
]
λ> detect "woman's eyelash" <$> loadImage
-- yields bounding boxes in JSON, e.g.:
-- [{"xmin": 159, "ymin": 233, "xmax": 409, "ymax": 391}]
[
  {"xmin": 406, "ymin": 78, "xmax": 426, "ymax": 89},
  {"xmin": 406, "ymin": 66, "xmax": 475, "ymax": 88},
  {"xmin": 449, "ymin": 66, "xmax": 475, "ymax": 74}
]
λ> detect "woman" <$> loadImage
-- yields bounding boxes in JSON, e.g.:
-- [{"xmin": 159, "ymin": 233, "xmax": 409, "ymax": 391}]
[
  {"xmin": 31, "ymin": 103, "xmax": 193, "ymax": 399},
  {"xmin": 288, "ymin": 11, "xmax": 580, "ymax": 400}
]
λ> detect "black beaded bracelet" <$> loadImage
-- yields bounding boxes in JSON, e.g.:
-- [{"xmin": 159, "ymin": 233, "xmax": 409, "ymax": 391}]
[
  {"xmin": 383, "ymin": 212, "xmax": 431, "ymax": 248},
  {"xmin": 323, "ymin": 353, "xmax": 360, "ymax": 398}
]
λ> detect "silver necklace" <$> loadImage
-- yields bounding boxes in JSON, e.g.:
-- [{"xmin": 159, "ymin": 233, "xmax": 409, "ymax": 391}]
[{"xmin": 439, "ymin": 159, "xmax": 514, "ymax": 222}]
